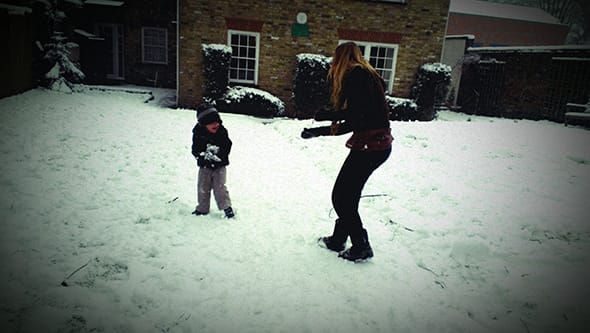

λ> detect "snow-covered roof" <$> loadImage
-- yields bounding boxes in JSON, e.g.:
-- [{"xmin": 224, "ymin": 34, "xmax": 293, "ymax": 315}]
[
  {"xmin": 446, "ymin": 34, "xmax": 475, "ymax": 40},
  {"xmin": 468, "ymin": 44, "xmax": 590, "ymax": 53},
  {"xmin": 64, "ymin": 0, "xmax": 84, "ymax": 5},
  {"xmin": 450, "ymin": 0, "xmax": 563, "ymax": 25},
  {"xmin": 84, "ymin": 0, "xmax": 124, "ymax": 6},
  {"xmin": 0, "ymin": 3, "xmax": 32, "ymax": 15},
  {"xmin": 74, "ymin": 29, "xmax": 104, "ymax": 40}
]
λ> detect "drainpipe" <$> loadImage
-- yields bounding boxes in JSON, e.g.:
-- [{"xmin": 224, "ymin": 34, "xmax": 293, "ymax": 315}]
[
  {"xmin": 441, "ymin": 0, "xmax": 451, "ymax": 64},
  {"xmin": 175, "ymin": 0, "xmax": 179, "ymax": 107}
]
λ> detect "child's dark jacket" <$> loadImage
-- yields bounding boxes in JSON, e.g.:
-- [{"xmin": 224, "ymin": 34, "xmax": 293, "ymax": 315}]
[{"xmin": 191, "ymin": 124, "xmax": 232, "ymax": 169}]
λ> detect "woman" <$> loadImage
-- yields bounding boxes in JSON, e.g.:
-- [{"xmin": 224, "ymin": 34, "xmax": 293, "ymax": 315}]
[{"xmin": 302, "ymin": 42, "xmax": 393, "ymax": 262}]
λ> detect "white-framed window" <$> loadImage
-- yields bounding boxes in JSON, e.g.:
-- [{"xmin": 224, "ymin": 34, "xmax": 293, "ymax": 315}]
[
  {"xmin": 227, "ymin": 30, "xmax": 260, "ymax": 85},
  {"xmin": 339, "ymin": 40, "xmax": 399, "ymax": 94},
  {"xmin": 142, "ymin": 27, "xmax": 168, "ymax": 64}
]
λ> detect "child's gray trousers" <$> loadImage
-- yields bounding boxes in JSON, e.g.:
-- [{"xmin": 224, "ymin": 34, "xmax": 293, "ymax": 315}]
[{"xmin": 196, "ymin": 166, "xmax": 231, "ymax": 213}]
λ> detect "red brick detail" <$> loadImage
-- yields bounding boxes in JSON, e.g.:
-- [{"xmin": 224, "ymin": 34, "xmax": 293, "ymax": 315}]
[
  {"xmin": 338, "ymin": 28, "xmax": 403, "ymax": 44},
  {"xmin": 225, "ymin": 17, "xmax": 264, "ymax": 32}
]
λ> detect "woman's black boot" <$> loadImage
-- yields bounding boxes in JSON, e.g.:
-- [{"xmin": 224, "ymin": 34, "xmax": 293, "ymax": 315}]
[
  {"xmin": 339, "ymin": 229, "xmax": 373, "ymax": 262},
  {"xmin": 318, "ymin": 219, "xmax": 347, "ymax": 252}
]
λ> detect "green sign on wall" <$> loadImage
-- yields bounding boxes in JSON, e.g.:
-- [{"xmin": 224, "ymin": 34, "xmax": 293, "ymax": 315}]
[{"xmin": 291, "ymin": 23, "xmax": 309, "ymax": 37}]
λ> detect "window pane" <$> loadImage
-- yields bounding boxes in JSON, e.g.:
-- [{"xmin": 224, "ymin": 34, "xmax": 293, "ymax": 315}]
[
  {"xmin": 228, "ymin": 32, "xmax": 258, "ymax": 83},
  {"xmin": 382, "ymin": 70, "xmax": 391, "ymax": 81},
  {"xmin": 370, "ymin": 47, "xmax": 377, "ymax": 58},
  {"xmin": 363, "ymin": 44, "xmax": 397, "ymax": 92},
  {"xmin": 143, "ymin": 28, "xmax": 166, "ymax": 63}
]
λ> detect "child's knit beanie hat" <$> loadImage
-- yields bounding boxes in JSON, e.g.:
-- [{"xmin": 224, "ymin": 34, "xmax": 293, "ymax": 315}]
[{"xmin": 196, "ymin": 103, "xmax": 221, "ymax": 125}]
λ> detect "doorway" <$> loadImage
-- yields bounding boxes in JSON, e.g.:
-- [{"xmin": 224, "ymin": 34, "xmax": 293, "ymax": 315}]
[{"xmin": 96, "ymin": 23, "xmax": 124, "ymax": 80}]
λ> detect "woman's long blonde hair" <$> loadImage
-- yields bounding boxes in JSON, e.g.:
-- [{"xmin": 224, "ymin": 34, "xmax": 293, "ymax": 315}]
[{"xmin": 327, "ymin": 42, "xmax": 380, "ymax": 111}]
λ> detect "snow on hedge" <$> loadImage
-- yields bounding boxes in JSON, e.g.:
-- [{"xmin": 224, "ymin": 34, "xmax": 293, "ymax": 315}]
[
  {"xmin": 295, "ymin": 53, "xmax": 332, "ymax": 67},
  {"xmin": 386, "ymin": 96, "xmax": 417, "ymax": 109},
  {"xmin": 420, "ymin": 62, "xmax": 452, "ymax": 75},
  {"xmin": 202, "ymin": 43, "xmax": 232, "ymax": 56},
  {"xmin": 223, "ymin": 86, "xmax": 285, "ymax": 116}
]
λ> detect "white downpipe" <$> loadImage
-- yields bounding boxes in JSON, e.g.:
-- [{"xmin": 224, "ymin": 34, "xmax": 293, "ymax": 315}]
[{"xmin": 176, "ymin": 0, "xmax": 179, "ymax": 107}]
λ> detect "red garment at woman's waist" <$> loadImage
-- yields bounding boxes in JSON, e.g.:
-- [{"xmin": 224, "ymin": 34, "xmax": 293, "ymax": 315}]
[{"xmin": 345, "ymin": 128, "xmax": 393, "ymax": 151}]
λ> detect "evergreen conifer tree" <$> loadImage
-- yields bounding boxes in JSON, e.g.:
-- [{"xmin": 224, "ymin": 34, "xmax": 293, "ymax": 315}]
[{"xmin": 40, "ymin": 0, "xmax": 85, "ymax": 92}]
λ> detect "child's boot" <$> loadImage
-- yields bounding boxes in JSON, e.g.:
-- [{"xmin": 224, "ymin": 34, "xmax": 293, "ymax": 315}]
[
  {"xmin": 192, "ymin": 208, "xmax": 207, "ymax": 216},
  {"xmin": 224, "ymin": 207, "xmax": 235, "ymax": 218}
]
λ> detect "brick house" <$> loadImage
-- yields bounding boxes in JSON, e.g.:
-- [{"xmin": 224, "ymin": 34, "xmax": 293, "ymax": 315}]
[
  {"xmin": 178, "ymin": 0, "xmax": 450, "ymax": 115},
  {"xmin": 70, "ymin": 0, "xmax": 177, "ymax": 89},
  {"xmin": 0, "ymin": 0, "xmax": 177, "ymax": 99},
  {"xmin": 447, "ymin": 0, "xmax": 569, "ymax": 47}
]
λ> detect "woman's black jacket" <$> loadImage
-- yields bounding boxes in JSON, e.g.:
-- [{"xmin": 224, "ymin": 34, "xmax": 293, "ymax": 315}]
[{"xmin": 302, "ymin": 66, "xmax": 390, "ymax": 138}]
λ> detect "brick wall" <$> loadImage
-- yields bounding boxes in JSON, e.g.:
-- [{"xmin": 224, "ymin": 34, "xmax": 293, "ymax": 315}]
[{"xmin": 178, "ymin": 0, "xmax": 450, "ymax": 114}]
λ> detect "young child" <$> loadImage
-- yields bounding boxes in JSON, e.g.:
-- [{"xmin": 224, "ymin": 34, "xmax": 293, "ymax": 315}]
[{"xmin": 191, "ymin": 103, "xmax": 235, "ymax": 218}]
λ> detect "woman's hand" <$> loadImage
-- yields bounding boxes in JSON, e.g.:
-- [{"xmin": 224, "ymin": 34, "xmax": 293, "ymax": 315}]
[{"xmin": 301, "ymin": 126, "xmax": 331, "ymax": 138}]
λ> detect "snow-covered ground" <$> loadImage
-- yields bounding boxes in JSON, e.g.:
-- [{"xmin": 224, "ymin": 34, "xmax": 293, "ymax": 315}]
[{"xmin": 1, "ymin": 86, "xmax": 589, "ymax": 332}]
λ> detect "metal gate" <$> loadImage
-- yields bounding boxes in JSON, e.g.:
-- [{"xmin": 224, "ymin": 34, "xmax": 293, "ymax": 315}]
[
  {"xmin": 476, "ymin": 60, "xmax": 505, "ymax": 116},
  {"xmin": 544, "ymin": 57, "xmax": 590, "ymax": 122},
  {"xmin": 456, "ymin": 58, "xmax": 505, "ymax": 116}
]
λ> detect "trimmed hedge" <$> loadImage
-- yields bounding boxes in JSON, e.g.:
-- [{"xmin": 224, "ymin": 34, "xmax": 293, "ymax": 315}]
[
  {"xmin": 409, "ymin": 62, "xmax": 452, "ymax": 121},
  {"xmin": 293, "ymin": 53, "xmax": 331, "ymax": 119},
  {"xmin": 386, "ymin": 96, "xmax": 418, "ymax": 121},
  {"xmin": 201, "ymin": 44, "xmax": 232, "ymax": 102},
  {"xmin": 202, "ymin": 43, "xmax": 285, "ymax": 117},
  {"xmin": 218, "ymin": 86, "xmax": 285, "ymax": 118},
  {"xmin": 292, "ymin": 54, "xmax": 452, "ymax": 122}
]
